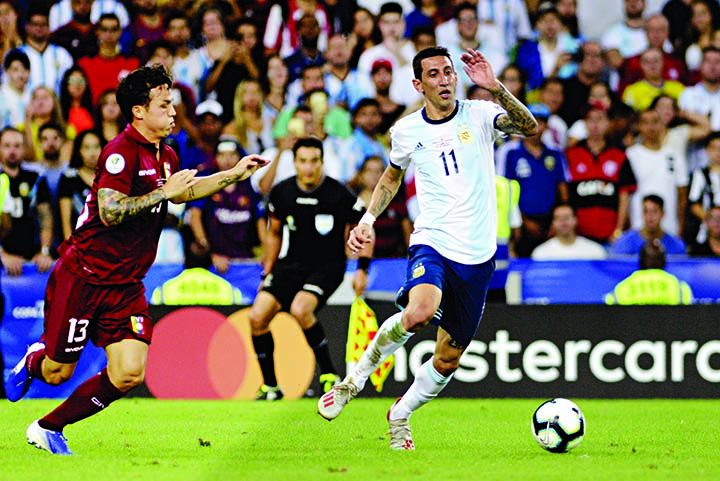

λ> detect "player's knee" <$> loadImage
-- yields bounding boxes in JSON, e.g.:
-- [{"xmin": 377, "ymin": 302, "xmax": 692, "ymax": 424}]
[
  {"xmin": 289, "ymin": 305, "xmax": 313, "ymax": 328},
  {"xmin": 113, "ymin": 366, "xmax": 145, "ymax": 391},
  {"xmin": 44, "ymin": 364, "xmax": 74, "ymax": 385},
  {"xmin": 248, "ymin": 307, "xmax": 271, "ymax": 333},
  {"xmin": 403, "ymin": 304, "xmax": 436, "ymax": 331}
]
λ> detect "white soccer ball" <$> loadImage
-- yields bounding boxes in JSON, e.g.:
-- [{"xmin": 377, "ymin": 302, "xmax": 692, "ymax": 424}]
[{"xmin": 531, "ymin": 398, "xmax": 585, "ymax": 453}]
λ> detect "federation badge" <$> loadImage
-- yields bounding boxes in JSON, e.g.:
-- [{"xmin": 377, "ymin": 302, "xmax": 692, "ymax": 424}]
[
  {"xmin": 544, "ymin": 155, "xmax": 555, "ymax": 171},
  {"xmin": 412, "ymin": 262, "xmax": 425, "ymax": 279},
  {"xmin": 459, "ymin": 128, "xmax": 472, "ymax": 143},
  {"xmin": 315, "ymin": 213, "xmax": 334, "ymax": 235},
  {"xmin": 106, "ymin": 153, "xmax": 126, "ymax": 174},
  {"xmin": 19, "ymin": 182, "xmax": 29, "ymax": 197},
  {"xmin": 131, "ymin": 315, "xmax": 145, "ymax": 335}
]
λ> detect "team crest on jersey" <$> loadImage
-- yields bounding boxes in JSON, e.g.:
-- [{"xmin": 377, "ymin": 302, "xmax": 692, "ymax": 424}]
[
  {"xmin": 131, "ymin": 315, "xmax": 145, "ymax": 335},
  {"xmin": 458, "ymin": 128, "xmax": 472, "ymax": 143},
  {"xmin": 237, "ymin": 196, "xmax": 249, "ymax": 208},
  {"xmin": 602, "ymin": 161, "xmax": 618, "ymax": 177},
  {"xmin": 106, "ymin": 153, "xmax": 125, "ymax": 174},
  {"xmin": 544, "ymin": 155, "xmax": 555, "ymax": 171},
  {"xmin": 315, "ymin": 214, "xmax": 334, "ymax": 235},
  {"xmin": 412, "ymin": 262, "xmax": 425, "ymax": 279},
  {"xmin": 19, "ymin": 182, "xmax": 29, "ymax": 197}
]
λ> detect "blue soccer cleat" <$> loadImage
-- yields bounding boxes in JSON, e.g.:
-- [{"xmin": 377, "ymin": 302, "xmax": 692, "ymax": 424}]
[
  {"xmin": 26, "ymin": 421, "xmax": 73, "ymax": 455},
  {"xmin": 5, "ymin": 342, "xmax": 45, "ymax": 402}
]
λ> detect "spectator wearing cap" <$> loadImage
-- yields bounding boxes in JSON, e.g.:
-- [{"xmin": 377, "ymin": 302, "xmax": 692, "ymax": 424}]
[
  {"xmin": 186, "ymin": 137, "xmax": 263, "ymax": 273},
  {"xmin": 515, "ymin": 1, "xmax": 581, "ymax": 92},
  {"xmin": 182, "ymin": 99, "xmax": 225, "ymax": 171},
  {"xmin": 0, "ymin": 49, "xmax": 31, "ymax": 128},
  {"xmin": 370, "ymin": 58, "xmax": 408, "ymax": 134},
  {"xmin": 495, "ymin": 103, "xmax": 569, "ymax": 257},
  {"xmin": 356, "ymin": 2, "xmax": 420, "ymax": 107},
  {"xmin": 565, "ymin": 101, "xmax": 638, "ymax": 244}
]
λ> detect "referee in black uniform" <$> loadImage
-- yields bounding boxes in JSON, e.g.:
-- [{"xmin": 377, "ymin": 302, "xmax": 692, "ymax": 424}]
[{"xmin": 249, "ymin": 137, "xmax": 372, "ymax": 400}]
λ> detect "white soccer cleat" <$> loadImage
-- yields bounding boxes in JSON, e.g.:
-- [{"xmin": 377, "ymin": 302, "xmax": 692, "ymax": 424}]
[
  {"xmin": 26, "ymin": 421, "xmax": 73, "ymax": 455},
  {"xmin": 387, "ymin": 398, "xmax": 415, "ymax": 450},
  {"xmin": 317, "ymin": 379, "xmax": 358, "ymax": 421}
]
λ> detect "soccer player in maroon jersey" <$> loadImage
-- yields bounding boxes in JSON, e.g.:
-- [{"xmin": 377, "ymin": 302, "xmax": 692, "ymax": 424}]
[{"xmin": 5, "ymin": 64, "xmax": 270, "ymax": 455}]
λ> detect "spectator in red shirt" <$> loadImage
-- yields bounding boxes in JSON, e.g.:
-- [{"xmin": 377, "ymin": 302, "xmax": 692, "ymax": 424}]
[
  {"xmin": 78, "ymin": 13, "xmax": 140, "ymax": 104},
  {"xmin": 565, "ymin": 102, "xmax": 638, "ymax": 244}
]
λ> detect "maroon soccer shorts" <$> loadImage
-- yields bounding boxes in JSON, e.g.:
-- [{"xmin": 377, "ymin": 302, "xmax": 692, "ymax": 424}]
[{"xmin": 43, "ymin": 260, "xmax": 153, "ymax": 363}]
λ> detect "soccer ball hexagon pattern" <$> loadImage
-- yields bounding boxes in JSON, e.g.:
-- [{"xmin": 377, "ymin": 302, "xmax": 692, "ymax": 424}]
[{"xmin": 531, "ymin": 398, "xmax": 585, "ymax": 453}]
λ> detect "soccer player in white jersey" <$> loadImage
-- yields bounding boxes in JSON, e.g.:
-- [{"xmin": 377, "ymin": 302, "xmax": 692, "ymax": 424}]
[{"xmin": 317, "ymin": 46, "xmax": 537, "ymax": 450}]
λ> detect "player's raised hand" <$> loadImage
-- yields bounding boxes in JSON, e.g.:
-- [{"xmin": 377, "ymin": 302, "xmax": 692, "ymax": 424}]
[
  {"xmin": 348, "ymin": 224, "xmax": 374, "ymax": 254},
  {"xmin": 162, "ymin": 169, "xmax": 198, "ymax": 200},
  {"xmin": 460, "ymin": 49, "xmax": 500, "ymax": 91},
  {"xmin": 232, "ymin": 154, "xmax": 271, "ymax": 180}
]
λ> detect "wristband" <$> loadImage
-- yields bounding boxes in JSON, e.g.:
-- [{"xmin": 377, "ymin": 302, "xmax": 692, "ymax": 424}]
[
  {"xmin": 359, "ymin": 212, "xmax": 376, "ymax": 227},
  {"xmin": 357, "ymin": 257, "xmax": 371, "ymax": 271}
]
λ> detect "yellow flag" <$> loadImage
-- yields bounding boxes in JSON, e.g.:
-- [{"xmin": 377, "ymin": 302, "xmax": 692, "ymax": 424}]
[{"xmin": 346, "ymin": 297, "xmax": 394, "ymax": 392}]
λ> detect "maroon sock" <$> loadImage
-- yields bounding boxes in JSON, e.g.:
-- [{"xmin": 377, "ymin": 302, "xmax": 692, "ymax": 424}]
[
  {"xmin": 39, "ymin": 368, "xmax": 126, "ymax": 432},
  {"xmin": 26, "ymin": 348, "xmax": 46, "ymax": 380}
]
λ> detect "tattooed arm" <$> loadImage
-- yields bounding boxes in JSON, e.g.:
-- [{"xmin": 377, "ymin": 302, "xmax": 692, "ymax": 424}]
[
  {"xmin": 460, "ymin": 48, "xmax": 538, "ymax": 137},
  {"xmin": 488, "ymin": 83, "xmax": 538, "ymax": 137},
  {"xmin": 347, "ymin": 164, "xmax": 404, "ymax": 253},
  {"xmin": 171, "ymin": 153, "xmax": 270, "ymax": 203},
  {"xmin": 98, "ymin": 155, "xmax": 270, "ymax": 226}
]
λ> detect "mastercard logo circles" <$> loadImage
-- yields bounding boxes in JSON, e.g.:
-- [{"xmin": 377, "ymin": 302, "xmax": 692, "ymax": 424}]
[{"xmin": 145, "ymin": 307, "xmax": 316, "ymax": 399}]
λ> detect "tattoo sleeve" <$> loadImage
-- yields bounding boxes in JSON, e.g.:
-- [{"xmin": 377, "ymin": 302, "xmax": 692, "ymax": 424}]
[
  {"xmin": 98, "ymin": 187, "xmax": 166, "ymax": 226},
  {"xmin": 490, "ymin": 83, "xmax": 538, "ymax": 136},
  {"xmin": 368, "ymin": 167, "xmax": 404, "ymax": 219}
]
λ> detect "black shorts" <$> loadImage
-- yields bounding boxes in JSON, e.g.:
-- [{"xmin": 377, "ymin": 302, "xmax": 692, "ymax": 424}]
[{"xmin": 262, "ymin": 261, "xmax": 346, "ymax": 312}]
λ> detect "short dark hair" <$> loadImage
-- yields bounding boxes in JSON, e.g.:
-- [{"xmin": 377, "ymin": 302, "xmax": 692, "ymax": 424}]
[
  {"xmin": 98, "ymin": 12, "xmax": 120, "ymax": 27},
  {"xmin": 642, "ymin": 194, "xmax": 665, "ymax": 210},
  {"xmin": 352, "ymin": 97, "xmax": 380, "ymax": 117},
  {"xmin": 146, "ymin": 39, "xmax": 176, "ymax": 58},
  {"xmin": 38, "ymin": 121, "xmax": 64, "ymax": 139},
  {"xmin": 412, "ymin": 46, "xmax": 452, "ymax": 80},
  {"xmin": 705, "ymin": 130, "xmax": 720, "ymax": 147},
  {"xmin": 379, "ymin": 2, "xmax": 403, "ymax": 18},
  {"xmin": 163, "ymin": 9, "xmax": 189, "ymax": 30},
  {"xmin": 116, "ymin": 64, "xmax": 173, "ymax": 123},
  {"xmin": 640, "ymin": 239, "xmax": 667, "ymax": 270},
  {"xmin": 292, "ymin": 136, "xmax": 324, "ymax": 159},
  {"xmin": 0, "ymin": 126, "xmax": 23, "ymax": 143},
  {"xmin": 3, "ymin": 48, "xmax": 29, "ymax": 71}
]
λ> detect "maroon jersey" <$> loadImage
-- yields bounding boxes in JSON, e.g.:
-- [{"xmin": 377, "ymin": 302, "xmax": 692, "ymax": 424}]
[
  {"xmin": 565, "ymin": 141, "xmax": 637, "ymax": 242},
  {"xmin": 58, "ymin": 125, "xmax": 180, "ymax": 285}
]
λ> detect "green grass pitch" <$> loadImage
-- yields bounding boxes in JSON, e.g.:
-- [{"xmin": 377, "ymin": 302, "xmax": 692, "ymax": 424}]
[{"xmin": 1, "ymin": 398, "xmax": 719, "ymax": 481}]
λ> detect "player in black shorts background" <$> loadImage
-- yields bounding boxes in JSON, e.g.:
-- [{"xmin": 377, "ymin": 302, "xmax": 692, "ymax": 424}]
[{"xmin": 248, "ymin": 137, "xmax": 371, "ymax": 400}]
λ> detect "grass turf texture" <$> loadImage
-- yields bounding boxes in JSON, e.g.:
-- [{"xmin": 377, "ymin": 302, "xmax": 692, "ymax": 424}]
[{"xmin": 1, "ymin": 399, "xmax": 719, "ymax": 481}]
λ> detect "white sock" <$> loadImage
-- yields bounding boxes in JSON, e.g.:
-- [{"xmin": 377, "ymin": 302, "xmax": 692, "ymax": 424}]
[
  {"xmin": 389, "ymin": 357, "xmax": 452, "ymax": 421},
  {"xmin": 349, "ymin": 312, "xmax": 412, "ymax": 391}
]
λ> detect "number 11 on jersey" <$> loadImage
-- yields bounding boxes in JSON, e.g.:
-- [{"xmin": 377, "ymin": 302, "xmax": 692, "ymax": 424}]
[{"xmin": 440, "ymin": 149, "xmax": 459, "ymax": 176}]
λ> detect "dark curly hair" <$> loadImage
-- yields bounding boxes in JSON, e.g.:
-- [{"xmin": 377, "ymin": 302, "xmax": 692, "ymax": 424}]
[{"xmin": 115, "ymin": 64, "xmax": 173, "ymax": 123}]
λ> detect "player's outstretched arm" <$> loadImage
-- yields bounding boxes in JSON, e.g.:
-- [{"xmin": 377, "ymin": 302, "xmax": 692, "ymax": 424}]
[
  {"xmin": 460, "ymin": 48, "xmax": 537, "ymax": 137},
  {"xmin": 99, "ymin": 169, "xmax": 198, "ymax": 226},
  {"xmin": 172, "ymin": 154, "xmax": 271, "ymax": 203}
]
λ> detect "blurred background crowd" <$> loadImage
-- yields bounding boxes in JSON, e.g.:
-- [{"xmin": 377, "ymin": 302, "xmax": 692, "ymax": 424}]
[{"xmin": 0, "ymin": 0, "xmax": 719, "ymax": 282}]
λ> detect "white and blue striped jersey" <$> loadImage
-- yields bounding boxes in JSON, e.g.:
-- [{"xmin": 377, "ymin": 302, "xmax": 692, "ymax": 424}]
[{"xmin": 390, "ymin": 99, "xmax": 505, "ymax": 265}]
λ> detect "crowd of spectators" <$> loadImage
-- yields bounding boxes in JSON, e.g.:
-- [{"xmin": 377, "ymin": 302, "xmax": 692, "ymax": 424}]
[{"xmin": 1, "ymin": 0, "xmax": 719, "ymax": 282}]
